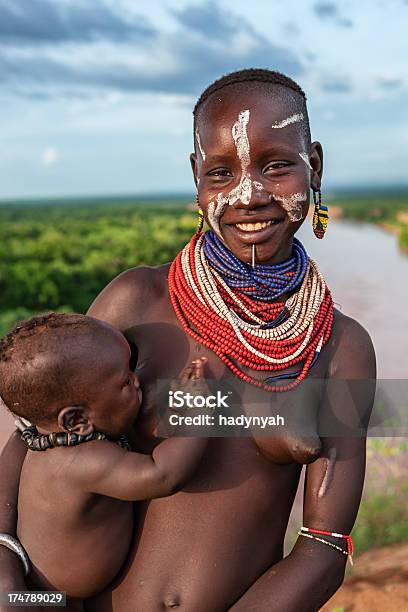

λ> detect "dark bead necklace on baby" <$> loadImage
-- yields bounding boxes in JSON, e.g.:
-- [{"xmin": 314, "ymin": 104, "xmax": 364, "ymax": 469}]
[{"xmin": 20, "ymin": 425, "xmax": 131, "ymax": 451}]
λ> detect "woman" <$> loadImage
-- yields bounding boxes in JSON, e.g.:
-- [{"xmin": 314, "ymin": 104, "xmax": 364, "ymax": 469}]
[{"xmin": 0, "ymin": 69, "xmax": 376, "ymax": 612}]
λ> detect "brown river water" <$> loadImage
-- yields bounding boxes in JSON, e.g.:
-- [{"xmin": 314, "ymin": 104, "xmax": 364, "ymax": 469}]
[{"xmin": 1, "ymin": 218, "xmax": 407, "ymax": 451}]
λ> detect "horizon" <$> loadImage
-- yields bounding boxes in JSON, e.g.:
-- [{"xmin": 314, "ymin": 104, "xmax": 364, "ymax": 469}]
[
  {"xmin": 1, "ymin": 184, "xmax": 408, "ymax": 207},
  {"xmin": 0, "ymin": 0, "xmax": 407, "ymax": 199}
]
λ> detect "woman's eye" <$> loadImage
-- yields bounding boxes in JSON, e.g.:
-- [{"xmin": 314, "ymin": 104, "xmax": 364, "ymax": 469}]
[
  {"xmin": 265, "ymin": 162, "xmax": 291, "ymax": 171},
  {"xmin": 208, "ymin": 168, "xmax": 233, "ymax": 177}
]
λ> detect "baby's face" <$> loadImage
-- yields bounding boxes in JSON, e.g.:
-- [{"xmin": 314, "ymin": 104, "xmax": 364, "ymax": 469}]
[{"xmin": 86, "ymin": 328, "xmax": 142, "ymax": 437}]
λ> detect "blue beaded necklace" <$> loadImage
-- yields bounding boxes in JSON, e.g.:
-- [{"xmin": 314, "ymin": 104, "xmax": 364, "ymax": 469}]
[{"xmin": 203, "ymin": 230, "xmax": 308, "ymax": 302}]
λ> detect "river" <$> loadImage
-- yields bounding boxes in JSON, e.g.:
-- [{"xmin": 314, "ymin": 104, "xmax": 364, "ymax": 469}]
[
  {"xmin": 298, "ymin": 218, "xmax": 408, "ymax": 379},
  {"xmin": 1, "ymin": 219, "xmax": 407, "ymax": 450}
]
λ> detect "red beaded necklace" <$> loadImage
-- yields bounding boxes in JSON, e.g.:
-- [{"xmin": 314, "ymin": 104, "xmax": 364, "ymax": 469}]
[{"xmin": 168, "ymin": 233, "xmax": 333, "ymax": 392}]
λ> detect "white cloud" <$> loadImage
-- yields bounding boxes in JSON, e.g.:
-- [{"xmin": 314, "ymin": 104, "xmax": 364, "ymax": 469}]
[{"xmin": 42, "ymin": 147, "xmax": 58, "ymax": 166}]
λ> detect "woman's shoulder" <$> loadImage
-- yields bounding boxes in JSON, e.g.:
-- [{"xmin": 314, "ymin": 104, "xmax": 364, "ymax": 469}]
[
  {"xmin": 87, "ymin": 263, "xmax": 170, "ymax": 329},
  {"xmin": 327, "ymin": 308, "xmax": 376, "ymax": 379}
]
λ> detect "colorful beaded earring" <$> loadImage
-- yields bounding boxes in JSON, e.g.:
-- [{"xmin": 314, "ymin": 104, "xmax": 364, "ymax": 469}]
[
  {"xmin": 196, "ymin": 194, "xmax": 204, "ymax": 233},
  {"xmin": 312, "ymin": 189, "xmax": 329, "ymax": 239}
]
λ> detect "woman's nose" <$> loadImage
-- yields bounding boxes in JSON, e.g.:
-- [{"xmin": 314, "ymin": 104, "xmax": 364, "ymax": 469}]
[{"xmin": 230, "ymin": 181, "xmax": 271, "ymax": 210}]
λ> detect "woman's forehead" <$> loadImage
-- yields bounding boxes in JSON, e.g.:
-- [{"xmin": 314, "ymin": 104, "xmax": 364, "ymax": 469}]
[
  {"xmin": 199, "ymin": 84, "xmax": 299, "ymax": 122},
  {"xmin": 197, "ymin": 92, "xmax": 305, "ymax": 150}
]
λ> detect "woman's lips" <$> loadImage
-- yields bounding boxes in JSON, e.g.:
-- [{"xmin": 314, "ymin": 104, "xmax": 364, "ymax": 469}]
[
  {"xmin": 235, "ymin": 220, "xmax": 273, "ymax": 231},
  {"xmin": 226, "ymin": 219, "xmax": 284, "ymax": 243}
]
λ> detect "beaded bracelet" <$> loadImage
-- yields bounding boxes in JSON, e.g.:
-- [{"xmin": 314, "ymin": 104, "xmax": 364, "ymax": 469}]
[
  {"xmin": 298, "ymin": 526, "xmax": 354, "ymax": 566},
  {"xmin": 0, "ymin": 533, "xmax": 31, "ymax": 576}
]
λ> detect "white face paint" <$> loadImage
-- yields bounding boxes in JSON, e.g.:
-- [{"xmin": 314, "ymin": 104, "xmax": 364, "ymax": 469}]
[
  {"xmin": 207, "ymin": 193, "xmax": 228, "ymax": 239},
  {"xmin": 195, "ymin": 129, "xmax": 206, "ymax": 160},
  {"xmin": 228, "ymin": 109, "xmax": 252, "ymax": 206},
  {"xmin": 271, "ymin": 112, "xmax": 304, "ymax": 129},
  {"xmin": 272, "ymin": 192, "xmax": 307, "ymax": 222},
  {"xmin": 207, "ymin": 201, "xmax": 218, "ymax": 235},
  {"xmin": 207, "ymin": 109, "xmax": 253, "ymax": 237},
  {"xmin": 206, "ymin": 111, "xmax": 306, "ymax": 237},
  {"xmin": 299, "ymin": 151, "xmax": 312, "ymax": 170}
]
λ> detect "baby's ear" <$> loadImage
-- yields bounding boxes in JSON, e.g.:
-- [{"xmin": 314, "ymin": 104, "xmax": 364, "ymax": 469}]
[{"xmin": 57, "ymin": 406, "xmax": 93, "ymax": 436}]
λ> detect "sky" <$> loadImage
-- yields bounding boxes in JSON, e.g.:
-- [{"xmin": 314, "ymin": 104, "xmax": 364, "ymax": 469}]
[{"xmin": 0, "ymin": 0, "xmax": 407, "ymax": 199}]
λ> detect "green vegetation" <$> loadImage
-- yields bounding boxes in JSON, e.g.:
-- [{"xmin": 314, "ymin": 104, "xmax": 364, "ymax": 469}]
[
  {"xmin": 1, "ymin": 190, "xmax": 408, "ymax": 336},
  {"xmin": 332, "ymin": 190, "xmax": 408, "ymax": 251},
  {"xmin": 400, "ymin": 225, "xmax": 408, "ymax": 251},
  {"xmin": 331, "ymin": 190, "xmax": 408, "ymax": 221},
  {"xmin": 348, "ymin": 438, "xmax": 408, "ymax": 552},
  {"xmin": 351, "ymin": 478, "xmax": 408, "ymax": 552},
  {"xmin": 349, "ymin": 438, "xmax": 408, "ymax": 553},
  {"xmin": 0, "ymin": 198, "xmax": 195, "ymax": 336}
]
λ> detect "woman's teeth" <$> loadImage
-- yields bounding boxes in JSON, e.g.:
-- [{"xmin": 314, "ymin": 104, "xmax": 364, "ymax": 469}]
[{"xmin": 235, "ymin": 220, "xmax": 273, "ymax": 232}]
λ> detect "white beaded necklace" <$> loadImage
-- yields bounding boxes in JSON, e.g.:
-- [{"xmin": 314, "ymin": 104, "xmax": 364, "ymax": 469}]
[{"xmin": 179, "ymin": 234, "xmax": 327, "ymax": 365}]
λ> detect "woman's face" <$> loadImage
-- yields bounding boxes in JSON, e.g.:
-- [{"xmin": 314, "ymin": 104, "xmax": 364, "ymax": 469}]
[{"xmin": 191, "ymin": 88, "xmax": 323, "ymax": 264}]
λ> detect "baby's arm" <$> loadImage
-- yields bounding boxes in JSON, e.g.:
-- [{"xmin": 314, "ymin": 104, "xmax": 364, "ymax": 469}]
[
  {"xmin": 79, "ymin": 435, "xmax": 207, "ymax": 501},
  {"xmin": 73, "ymin": 359, "xmax": 209, "ymax": 501}
]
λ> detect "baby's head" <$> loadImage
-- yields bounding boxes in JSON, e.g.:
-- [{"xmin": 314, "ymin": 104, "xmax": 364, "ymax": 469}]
[{"xmin": 0, "ymin": 313, "xmax": 142, "ymax": 438}]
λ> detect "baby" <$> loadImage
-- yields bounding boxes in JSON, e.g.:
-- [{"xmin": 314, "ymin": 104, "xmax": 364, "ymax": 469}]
[{"xmin": 0, "ymin": 312, "xmax": 208, "ymax": 608}]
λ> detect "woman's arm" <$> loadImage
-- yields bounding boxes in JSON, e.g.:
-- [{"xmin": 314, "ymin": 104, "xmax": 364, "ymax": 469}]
[
  {"xmin": 87, "ymin": 266, "xmax": 165, "ymax": 328},
  {"xmin": 230, "ymin": 317, "xmax": 376, "ymax": 612},
  {"xmin": 0, "ymin": 431, "xmax": 28, "ymax": 592}
]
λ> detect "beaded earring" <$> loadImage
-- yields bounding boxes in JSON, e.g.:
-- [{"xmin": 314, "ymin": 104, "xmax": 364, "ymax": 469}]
[
  {"xmin": 196, "ymin": 193, "xmax": 204, "ymax": 234},
  {"xmin": 312, "ymin": 189, "xmax": 329, "ymax": 239}
]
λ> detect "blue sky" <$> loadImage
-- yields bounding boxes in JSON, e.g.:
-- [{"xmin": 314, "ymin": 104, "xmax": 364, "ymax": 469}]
[{"xmin": 0, "ymin": 0, "xmax": 407, "ymax": 199}]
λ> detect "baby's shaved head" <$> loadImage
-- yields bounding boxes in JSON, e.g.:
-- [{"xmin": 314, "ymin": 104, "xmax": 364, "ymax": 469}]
[{"xmin": 0, "ymin": 312, "xmax": 116, "ymax": 424}]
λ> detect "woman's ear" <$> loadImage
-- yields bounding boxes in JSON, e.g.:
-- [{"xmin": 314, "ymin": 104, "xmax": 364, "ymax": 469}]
[
  {"xmin": 190, "ymin": 153, "xmax": 199, "ymax": 188},
  {"xmin": 57, "ymin": 406, "xmax": 93, "ymax": 436},
  {"xmin": 309, "ymin": 141, "xmax": 323, "ymax": 191}
]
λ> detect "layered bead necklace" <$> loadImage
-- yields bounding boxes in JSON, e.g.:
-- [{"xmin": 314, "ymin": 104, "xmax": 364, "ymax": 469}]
[
  {"xmin": 203, "ymin": 233, "xmax": 308, "ymax": 301},
  {"xmin": 168, "ymin": 230, "xmax": 333, "ymax": 392}
]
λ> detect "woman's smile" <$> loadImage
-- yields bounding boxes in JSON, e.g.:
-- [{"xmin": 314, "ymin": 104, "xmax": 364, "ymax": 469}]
[
  {"xmin": 191, "ymin": 89, "xmax": 320, "ymax": 264},
  {"xmin": 225, "ymin": 216, "xmax": 285, "ymax": 244}
]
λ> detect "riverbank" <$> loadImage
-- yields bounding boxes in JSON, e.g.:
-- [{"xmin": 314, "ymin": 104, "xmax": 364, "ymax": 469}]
[{"xmin": 329, "ymin": 192, "xmax": 408, "ymax": 254}]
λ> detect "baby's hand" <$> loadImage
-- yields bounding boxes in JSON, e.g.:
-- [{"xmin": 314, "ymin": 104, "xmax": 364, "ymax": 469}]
[
  {"xmin": 170, "ymin": 357, "xmax": 210, "ymax": 409},
  {"xmin": 179, "ymin": 357, "xmax": 208, "ymax": 383}
]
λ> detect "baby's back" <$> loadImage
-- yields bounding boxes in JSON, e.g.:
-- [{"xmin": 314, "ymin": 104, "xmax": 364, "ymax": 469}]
[{"xmin": 17, "ymin": 443, "xmax": 133, "ymax": 599}]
